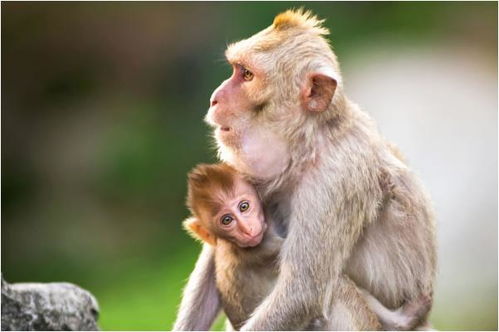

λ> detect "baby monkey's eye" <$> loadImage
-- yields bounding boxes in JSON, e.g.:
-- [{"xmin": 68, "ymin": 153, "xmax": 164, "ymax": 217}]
[
  {"xmin": 242, "ymin": 67, "xmax": 254, "ymax": 81},
  {"xmin": 239, "ymin": 201, "xmax": 250, "ymax": 212},
  {"xmin": 221, "ymin": 214, "xmax": 234, "ymax": 225}
]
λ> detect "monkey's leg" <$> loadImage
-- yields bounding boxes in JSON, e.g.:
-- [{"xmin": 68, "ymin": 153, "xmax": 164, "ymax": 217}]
[
  {"xmin": 320, "ymin": 275, "xmax": 382, "ymax": 331},
  {"xmin": 345, "ymin": 181, "xmax": 436, "ymax": 331},
  {"xmin": 360, "ymin": 289, "xmax": 404, "ymax": 330},
  {"xmin": 360, "ymin": 289, "xmax": 432, "ymax": 331}
]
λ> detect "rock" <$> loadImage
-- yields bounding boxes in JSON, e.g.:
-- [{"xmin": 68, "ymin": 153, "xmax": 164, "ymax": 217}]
[{"xmin": 1, "ymin": 276, "xmax": 99, "ymax": 331}]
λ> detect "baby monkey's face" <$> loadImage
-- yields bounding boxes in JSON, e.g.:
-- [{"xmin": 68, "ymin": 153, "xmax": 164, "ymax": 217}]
[{"xmin": 210, "ymin": 176, "xmax": 266, "ymax": 247}]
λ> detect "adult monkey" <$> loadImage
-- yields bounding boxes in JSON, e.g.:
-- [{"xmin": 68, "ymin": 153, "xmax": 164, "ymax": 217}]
[{"xmin": 174, "ymin": 9, "xmax": 436, "ymax": 331}]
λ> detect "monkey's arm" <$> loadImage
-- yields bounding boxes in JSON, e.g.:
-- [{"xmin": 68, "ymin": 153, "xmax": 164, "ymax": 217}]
[
  {"xmin": 173, "ymin": 244, "xmax": 221, "ymax": 331},
  {"xmin": 241, "ymin": 155, "xmax": 382, "ymax": 330}
]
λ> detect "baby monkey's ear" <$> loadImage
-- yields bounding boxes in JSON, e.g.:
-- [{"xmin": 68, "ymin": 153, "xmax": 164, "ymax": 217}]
[{"xmin": 183, "ymin": 216, "xmax": 217, "ymax": 246}]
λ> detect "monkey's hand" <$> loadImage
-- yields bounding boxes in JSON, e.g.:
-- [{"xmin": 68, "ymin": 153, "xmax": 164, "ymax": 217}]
[{"xmin": 173, "ymin": 244, "xmax": 221, "ymax": 331}]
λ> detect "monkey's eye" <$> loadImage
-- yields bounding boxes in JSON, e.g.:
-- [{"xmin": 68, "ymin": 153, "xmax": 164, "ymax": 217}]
[
  {"xmin": 238, "ymin": 201, "xmax": 250, "ymax": 212},
  {"xmin": 242, "ymin": 68, "xmax": 254, "ymax": 81},
  {"xmin": 220, "ymin": 214, "xmax": 234, "ymax": 226}
]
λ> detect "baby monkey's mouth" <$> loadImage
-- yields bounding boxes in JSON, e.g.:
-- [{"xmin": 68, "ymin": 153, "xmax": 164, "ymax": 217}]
[
  {"xmin": 245, "ymin": 230, "xmax": 265, "ymax": 247},
  {"xmin": 221, "ymin": 126, "xmax": 231, "ymax": 132}
]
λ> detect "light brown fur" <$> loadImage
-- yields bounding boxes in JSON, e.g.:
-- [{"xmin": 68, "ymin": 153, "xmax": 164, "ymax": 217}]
[
  {"xmin": 215, "ymin": 228, "xmax": 283, "ymax": 330},
  {"xmin": 181, "ymin": 163, "xmax": 284, "ymax": 330},
  {"xmin": 182, "ymin": 163, "xmax": 429, "ymax": 331},
  {"xmin": 174, "ymin": 9, "xmax": 436, "ymax": 331}
]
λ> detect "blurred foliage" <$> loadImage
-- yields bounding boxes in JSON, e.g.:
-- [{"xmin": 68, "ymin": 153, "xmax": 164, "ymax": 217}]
[{"xmin": 2, "ymin": 2, "xmax": 497, "ymax": 330}]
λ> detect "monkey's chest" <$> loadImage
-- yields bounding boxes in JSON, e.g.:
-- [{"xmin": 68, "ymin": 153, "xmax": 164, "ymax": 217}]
[{"xmin": 215, "ymin": 257, "xmax": 278, "ymax": 329}]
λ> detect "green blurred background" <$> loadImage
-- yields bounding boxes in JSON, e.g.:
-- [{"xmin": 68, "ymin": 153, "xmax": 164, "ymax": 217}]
[{"xmin": 2, "ymin": 2, "xmax": 497, "ymax": 330}]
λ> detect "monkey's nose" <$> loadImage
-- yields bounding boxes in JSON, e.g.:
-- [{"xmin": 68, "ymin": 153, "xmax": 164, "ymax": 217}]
[
  {"xmin": 210, "ymin": 84, "xmax": 228, "ymax": 107},
  {"xmin": 239, "ymin": 223, "xmax": 253, "ymax": 237}
]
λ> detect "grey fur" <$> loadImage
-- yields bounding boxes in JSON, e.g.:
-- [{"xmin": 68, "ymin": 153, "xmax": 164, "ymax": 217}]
[{"xmin": 174, "ymin": 9, "xmax": 436, "ymax": 331}]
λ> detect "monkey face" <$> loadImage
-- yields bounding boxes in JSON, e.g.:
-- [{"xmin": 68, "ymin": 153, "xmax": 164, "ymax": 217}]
[
  {"xmin": 205, "ymin": 59, "xmax": 291, "ymax": 179},
  {"xmin": 205, "ymin": 21, "xmax": 339, "ymax": 181},
  {"xmin": 205, "ymin": 63, "xmax": 260, "ymax": 147},
  {"xmin": 210, "ymin": 177, "xmax": 267, "ymax": 247}
]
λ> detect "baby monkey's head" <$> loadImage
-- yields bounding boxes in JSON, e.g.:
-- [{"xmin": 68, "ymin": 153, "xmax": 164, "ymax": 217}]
[{"xmin": 184, "ymin": 163, "xmax": 266, "ymax": 248}]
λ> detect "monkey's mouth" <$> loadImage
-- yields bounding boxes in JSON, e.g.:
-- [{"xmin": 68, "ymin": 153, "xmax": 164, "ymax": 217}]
[
  {"xmin": 246, "ymin": 231, "xmax": 265, "ymax": 247},
  {"xmin": 216, "ymin": 126, "xmax": 235, "ymax": 139},
  {"xmin": 215, "ymin": 125, "xmax": 239, "ymax": 147}
]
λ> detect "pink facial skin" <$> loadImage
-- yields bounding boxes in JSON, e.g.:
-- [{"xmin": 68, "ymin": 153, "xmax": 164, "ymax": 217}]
[
  {"xmin": 212, "ymin": 176, "xmax": 267, "ymax": 248},
  {"xmin": 205, "ymin": 63, "xmax": 290, "ymax": 180}
]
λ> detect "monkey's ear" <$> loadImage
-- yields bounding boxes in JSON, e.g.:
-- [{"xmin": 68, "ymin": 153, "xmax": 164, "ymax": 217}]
[
  {"xmin": 183, "ymin": 217, "xmax": 217, "ymax": 246},
  {"xmin": 301, "ymin": 72, "xmax": 337, "ymax": 112}
]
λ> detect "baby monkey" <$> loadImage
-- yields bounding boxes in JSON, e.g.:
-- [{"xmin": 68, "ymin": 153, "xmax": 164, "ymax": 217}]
[{"xmin": 183, "ymin": 163, "xmax": 430, "ymax": 330}]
